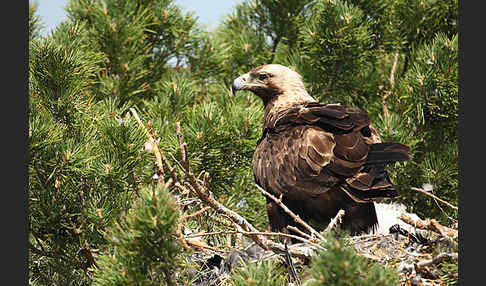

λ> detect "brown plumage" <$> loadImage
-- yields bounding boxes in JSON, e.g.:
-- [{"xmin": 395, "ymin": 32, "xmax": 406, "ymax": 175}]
[{"xmin": 232, "ymin": 64, "xmax": 411, "ymax": 236}]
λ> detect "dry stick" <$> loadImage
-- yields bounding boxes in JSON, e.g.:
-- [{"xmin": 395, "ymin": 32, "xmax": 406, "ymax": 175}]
[
  {"xmin": 322, "ymin": 209, "xmax": 345, "ymax": 234},
  {"xmin": 287, "ymin": 226, "xmax": 314, "ymax": 241},
  {"xmin": 184, "ymin": 237, "xmax": 231, "ymax": 254},
  {"xmin": 255, "ymin": 184, "xmax": 325, "ymax": 241},
  {"xmin": 176, "ymin": 122, "xmax": 189, "ymax": 170},
  {"xmin": 416, "ymin": 252, "xmax": 458, "ymax": 268},
  {"xmin": 185, "ymin": 230, "xmax": 323, "ymax": 249},
  {"xmin": 182, "ymin": 206, "xmax": 211, "ymax": 220},
  {"xmin": 389, "ymin": 50, "xmax": 399, "ymax": 88},
  {"xmin": 130, "ymin": 108, "xmax": 165, "ymax": 187},
  {"xmin": 168, "ymin": 152, "xmax": 187, "ymax": 173},
  {"xmin": 430, "ymin": 188, "xmax": 458, "ymax": 224},
  {"xmin": 383, "ymin": 50, "xmax": 400, "ymax": 135},
  {"xmin": 396, "ymin": 185, "xmax": 458, "ymax": 211},
  {"xmin": 146, "ymin": 121, "xmax": 179, "ymax": 189},
  {"xmin": 181, "ymin": 181, "xmax": 269, "ymax": 250},
  {"xmin": 399, "ymin": 213, "xmax": 458, "ymax": 238}
]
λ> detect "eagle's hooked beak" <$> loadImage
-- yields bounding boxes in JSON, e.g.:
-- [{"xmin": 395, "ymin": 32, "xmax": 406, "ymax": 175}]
[{"xmin": 231, "ymin": 73, "xmax": 250, "ymax": 96}]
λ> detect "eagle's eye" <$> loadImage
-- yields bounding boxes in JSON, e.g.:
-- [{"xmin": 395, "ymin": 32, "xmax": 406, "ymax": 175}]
[{"xmin": 258, "ymin": 73, "xmax": 269, "ymax": 81}]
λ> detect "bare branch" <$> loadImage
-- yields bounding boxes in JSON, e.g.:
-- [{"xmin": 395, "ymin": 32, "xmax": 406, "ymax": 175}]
[
  {"xmin": 130, "ymin": 108, "xmax": 165, "ymax": 187},
  {"xmin": 322, "ymin": 209, "xmax": 345, "ymax": 234},
  {"xmin": 255, "ymin": 184, "xmax": 325, "ymax": 241},
  {"xmin": 416, "ymin": 252, "xmax": 458, "ymax": 268},
  {"xmin": 396, "ymin": 185, "xmax": 458, "ymax": 211},
  {"xmin": 131, "ymin": 116, "xmax": 323, "ymax": 259},
  {"xmin": 382, "ymin": 50, "xmax": 400, "ymax": 135},
  {"xmin": 287, "ymin": 226, "xmax": 313, "ymax": 241},
  {"xmin": 400, "ymin": 213, "xmax": 458, "ymax": 238},
  {"xmin": 185, "ymin": 230, "xmax": 320, "ymax": 247}
]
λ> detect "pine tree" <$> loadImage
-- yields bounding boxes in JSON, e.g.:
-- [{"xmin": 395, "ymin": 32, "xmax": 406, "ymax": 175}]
[
  {"xmin": 92, "ymin": 185, "xmax": 183, "ymax": 286},
  {"xmin": 230, "ymin": 259, "xmax": 289, "ymax": 286},
  {"xmin": 293, "ymin": 0, "xmax": 377, "ymax": 105},
  {"xmin": 65, "ymin": 0, "xmax": 200, "ymax": 106},
  {"xmin": 29, "ymin": 0, "xmax": 458, "ymax": 284}
]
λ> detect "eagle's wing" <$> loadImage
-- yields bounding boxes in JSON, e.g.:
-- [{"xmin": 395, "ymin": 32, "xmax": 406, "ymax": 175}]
[{"xmin": 254, "ymin": 102, "xmax": 411, "ymax": 201}]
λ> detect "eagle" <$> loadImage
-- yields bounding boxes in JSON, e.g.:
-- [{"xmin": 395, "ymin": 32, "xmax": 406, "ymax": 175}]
[{"xmin": 232, "ymin": 64, "xmax": 411, "ymax": 236}]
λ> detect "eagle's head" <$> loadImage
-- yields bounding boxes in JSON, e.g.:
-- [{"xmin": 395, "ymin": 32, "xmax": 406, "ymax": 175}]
[{"xmin": 232, "ymin": 64, "xmax": 314, "ymax": 106}]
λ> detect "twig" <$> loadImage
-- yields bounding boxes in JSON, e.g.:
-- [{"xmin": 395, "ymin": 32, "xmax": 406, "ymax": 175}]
[
  {"xmin": 416, "ymin": 252, "xmax": 458, "ymax": 268},
  {"xmin": 181, "ymin": 206, "xmax": 211, "ymax": 220},
  {"xmin": 383, "ymin": 50, "xmax": 399, "ymax": 135},
  {"xmin": 185, "ymin": 237, "xmax": 231, "ymax": 254},
  {"xmin": 285, "ymin": 243, "xmax": 301, "ymax": 286},
  {"xmin": 389, "ymin": 50, "xmax": 399, "ymax": 88},
  {"xmin": 287, "ymin": 226, "xmax": 314, "ymax": 241},
  {"xmin": 430, "ymin": 188, "xmax": 458, "ymax": 224},
  {"xmin": 255, "ymin": 184, "xmax": 325, "ymax": 241},
  {"xmin": 168, "ymin": 152, "xmax": 187, "ymax": 174},
  {"xmin": 322, "ymin": 209, "xmax": 345, "ymax": 234},
  {"xmin": 399, "ymin": 213, "xmax": 458, "ymax": 238},
  {"xmin": 395, "ymin": 185, "xmax": 458, "ymax": 211},
  {"xmin": 176, "ymin": 122, "xmax": 189, "ymax": 171},
  {"xmin": 185, "ymin": 230, "xmax": 323, "ymax": 249},
  {"xmin": 130, "ymin": 108, "xmax": 165, "ymax": 187}
]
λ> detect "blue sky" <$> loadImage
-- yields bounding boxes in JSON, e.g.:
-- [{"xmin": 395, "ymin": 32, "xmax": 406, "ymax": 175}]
[{"xmin": 35, "ymin": 0, "xmax": 242, "ymax": 35}]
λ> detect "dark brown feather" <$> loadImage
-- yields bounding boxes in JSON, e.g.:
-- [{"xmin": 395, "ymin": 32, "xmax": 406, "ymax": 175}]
[
  {"xmin": 253, "ymin": 102, "xmax": 411, "ymax": 236},
  {"xmin": 243, "ymin": 64, "xmax": 411, "ymax": 237}
]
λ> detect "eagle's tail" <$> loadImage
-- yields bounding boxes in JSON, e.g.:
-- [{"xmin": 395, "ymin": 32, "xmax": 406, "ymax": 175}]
[
  {"xmin": 342, "ymin": 142, "xmax": 411, "ymax": 202},
  {"xmin": 365, "ymin": 142, "xmax": 411, "ymax": 165}
]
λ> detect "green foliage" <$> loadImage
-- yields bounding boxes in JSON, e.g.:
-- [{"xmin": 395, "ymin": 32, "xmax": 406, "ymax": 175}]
[
  {"xmin": 214, "ymin": 2, "xmax": 274, "ymax": 81},
  {"xmin": 230, "ymin": 259, "xmax": 289, "ymax": 286},
  {"xmin": 29, "ymin": 2, "xmax": 43, "ymax": 40},
  {"xmin": 29, "ymin": 22, "xmax": 103, "ymax": 128},
  {"xmin": 241, "ymin": 0, "xmax": 314, "ymax": 53},
  {"xmin": 305, "ymin": 233, "xmax": 400, "ymax": 286},
  {"xmin": 29, "ymin": 20, "xmax": 152, "ymax": 285},
  {"xmin": 438, "ymin": 259, "xmax": 459, "ymax": 285},
  {"xmin": 397, "ymin": 33, "xmax": 458, "ymax": 130},
  {"xmin": 92, "ymin": 185, "xmax": 183, "ymax": 285},
  {"xmin": 66, "ymin": 0, "xmax": 200, "ymax": 106},
  {"xmin": 293, "ymin": 0, "xmax": 379, "ymax": 106},
  {"xmin": 389, "ymin": 32, "xmax": 458, "ymax": 222},
  {"xmin": 29, "ymin": 0, "xmax": 458, "ymax": 283},
  {"xmin": 392, "ymin": 0, "xmax": 458, "ymax": 57}
]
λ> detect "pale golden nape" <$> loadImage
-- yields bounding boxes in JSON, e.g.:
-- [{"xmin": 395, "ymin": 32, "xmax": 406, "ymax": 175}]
[
  {"xmin": 245, "ymin": 64, "xmax": 317, "ymax": 128},
  {"xmin": 252, "ymin": 64, "xmax": 316, "ymax": 104}
]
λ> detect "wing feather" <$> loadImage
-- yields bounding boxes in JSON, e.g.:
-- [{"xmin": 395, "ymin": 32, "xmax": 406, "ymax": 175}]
[{"xmin": 255, "ymin": 102, "xmax": 411, "ymax": 203}]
